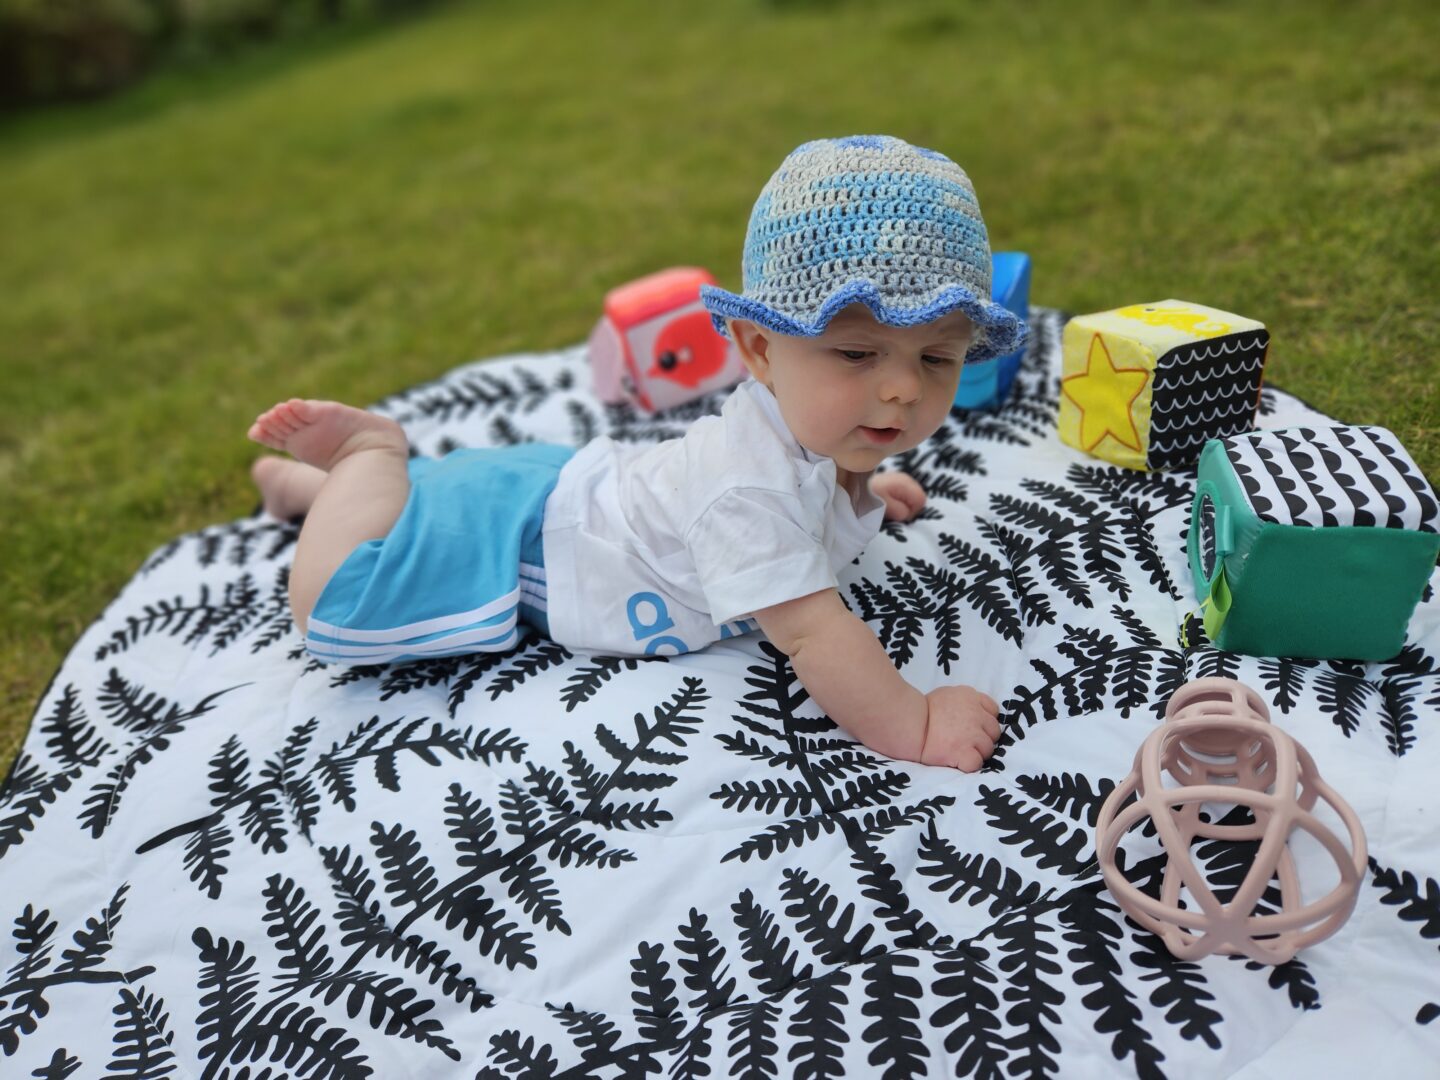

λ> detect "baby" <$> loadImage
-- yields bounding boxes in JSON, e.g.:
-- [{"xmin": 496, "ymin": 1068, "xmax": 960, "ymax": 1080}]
[{"xmin": 248, "ymin": 135, "xmax": 1027, "ymax": 770}]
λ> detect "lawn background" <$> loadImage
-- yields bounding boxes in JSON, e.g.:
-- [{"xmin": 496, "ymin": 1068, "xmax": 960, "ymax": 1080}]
[{"xmin": 2, "ymin": 0, "xmax": 1437, "ymax": 776}]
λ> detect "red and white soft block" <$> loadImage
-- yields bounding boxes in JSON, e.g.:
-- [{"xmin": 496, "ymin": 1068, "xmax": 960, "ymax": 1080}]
[{"xmin": 588, "ymin": 267, "xmax": 747, "ymax": 413}]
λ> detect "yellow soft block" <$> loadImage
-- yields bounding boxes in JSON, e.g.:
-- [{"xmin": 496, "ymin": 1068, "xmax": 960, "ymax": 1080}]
[{"xmin": 1058, "ymin": 300, "xmax": 1269, "ymax": 471}]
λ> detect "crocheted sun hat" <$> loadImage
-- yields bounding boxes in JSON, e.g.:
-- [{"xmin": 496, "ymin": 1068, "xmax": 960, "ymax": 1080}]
[{"xmin": 700, "ymin": 135, "xmax": 1027, "ymax": 361}]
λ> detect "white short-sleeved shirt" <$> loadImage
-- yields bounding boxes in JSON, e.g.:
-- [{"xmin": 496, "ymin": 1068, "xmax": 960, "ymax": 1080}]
[{"xmin": 541, "ymin": 379, "xmax": 886, "ymax": 656}]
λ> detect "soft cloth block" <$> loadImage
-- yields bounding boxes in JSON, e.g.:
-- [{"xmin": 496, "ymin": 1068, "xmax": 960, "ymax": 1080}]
[
  {"xmin": 1059, "ymin": 300, "xmax": 1268, "ymax": 470},
  {"xmin": 588, "ymin": 266, "xmax": 746, "ymax": 413},
  {"xmin": 1189, "ymin": 425, "xmax": 1440, "ymax": 659},
  {"xmin": 954, "ymin": 251, "xmax": 1032, "ymax": 409}
]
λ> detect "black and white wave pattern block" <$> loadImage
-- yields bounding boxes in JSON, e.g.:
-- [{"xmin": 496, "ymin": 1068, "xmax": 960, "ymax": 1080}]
[
  {"xmin": 3, "ymin": 309, "xmax": 1439, "ymax": 1078},
  {"xmin": 1147, "ymin": 330, "xmax": 1267, "ymax": 471},
  {"xmin": 1224, "ymin": 425, "xmax": 1440, "ymax": 530}
]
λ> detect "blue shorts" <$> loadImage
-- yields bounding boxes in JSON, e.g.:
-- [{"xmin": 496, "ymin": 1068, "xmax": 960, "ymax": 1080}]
[{"xmin": 305, "ymin": 443, "xmax": 575, "ymax": 666}]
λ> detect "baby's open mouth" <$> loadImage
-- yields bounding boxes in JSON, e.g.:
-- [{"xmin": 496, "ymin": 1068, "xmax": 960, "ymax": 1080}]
[{"xmin": 859, "ymin": 426, "xmax": 901, "ymax": 444}]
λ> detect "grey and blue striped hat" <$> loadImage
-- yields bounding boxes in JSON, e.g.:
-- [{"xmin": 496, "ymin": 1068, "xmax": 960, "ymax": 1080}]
[{"xmin": 700, "ymin": 135, "xmax": 1026, "ymax": 361}]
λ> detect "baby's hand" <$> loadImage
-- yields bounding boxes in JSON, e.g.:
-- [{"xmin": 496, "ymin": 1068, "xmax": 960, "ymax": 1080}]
[
  {"xmin": 870, "ymin": 471, "xmax": 926, "ymax": 522},
  {"xmin": 920, "ymin": 686, "xmax": 1001, "ymax": 771}
]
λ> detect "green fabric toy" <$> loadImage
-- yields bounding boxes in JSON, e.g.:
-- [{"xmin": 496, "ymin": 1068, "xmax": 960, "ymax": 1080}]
[{"xmin": 1188, "ymin": 425, "xmax": 1440, "ymax": 660}]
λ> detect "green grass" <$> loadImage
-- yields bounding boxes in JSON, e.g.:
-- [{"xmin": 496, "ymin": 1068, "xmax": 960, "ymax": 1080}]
[{"xmin": 3, "ymin": 0, "xmax": 1438, "ymax": 775}]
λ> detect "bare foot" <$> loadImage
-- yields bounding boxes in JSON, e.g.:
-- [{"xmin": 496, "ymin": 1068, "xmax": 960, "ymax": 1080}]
[
  {"xmin": 251, "ymin": 457, "xmax": 327, "ymax": 520},
  {"xmin": 247, "ymin": 399, "xmax": 408, "ymax": 472}
]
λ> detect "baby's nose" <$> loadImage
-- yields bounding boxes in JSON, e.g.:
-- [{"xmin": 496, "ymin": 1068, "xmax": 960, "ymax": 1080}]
[{"xmin": 881, "ymin": 365, "xmax": 923, "ymax": 404}]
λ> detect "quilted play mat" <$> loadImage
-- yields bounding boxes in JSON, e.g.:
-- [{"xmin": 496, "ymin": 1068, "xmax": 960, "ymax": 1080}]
[{"xmin": 3, "ymin": 308, "xmax": 1438, "ymax": 1078}]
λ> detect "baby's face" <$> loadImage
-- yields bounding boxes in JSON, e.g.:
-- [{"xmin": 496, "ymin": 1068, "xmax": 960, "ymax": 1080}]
[{"xmin": 735, "ymin": 305, "xmax": 974, "ymax": 474}]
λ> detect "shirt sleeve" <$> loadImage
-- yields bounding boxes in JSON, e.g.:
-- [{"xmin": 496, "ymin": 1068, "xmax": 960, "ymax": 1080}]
[{"xmin": 686, "ymin": 487, "xmax": 836, "ymax": 626}]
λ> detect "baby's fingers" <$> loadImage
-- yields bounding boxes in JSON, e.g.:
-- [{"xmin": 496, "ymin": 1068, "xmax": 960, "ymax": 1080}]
[
  {"xmin": 981, "ymin": 712, "xmax": 1001, "ymax": 742},
  {"xmin": 953, "ymin": 746, "xmax": 984, "ymax": 773}
]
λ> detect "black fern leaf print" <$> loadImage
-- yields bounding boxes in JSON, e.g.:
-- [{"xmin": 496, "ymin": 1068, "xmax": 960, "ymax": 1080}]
[
  {"xmin": 929, "ymin": 942, "xmax": 1010, "ymax": 1079},
  {"xmin": 0, "ymin": 759, "xmax": 73, "ymax": 860},
  {"xmin": 133, "ymin": 733, "xmax": 288, "ymax": 899},
  {"xmin": 726, "ymin": 998, "xmax": 783, "ymax": 1079},
  {"xmin": 955, "ymin": 379, "xmax": 1054, "ymax": 447},
  {"xmin": 991, "ymin": 907, "xmax": 1065, "ymax": 1078},
  {"xmin": 915, "ymin": 821, "xmax": 1044, "ymax": 917},
  {"xmin": 848, "ymin": 566, "xmax": 928, "ymax": 668},
  {"xmin": 930, "ymin": 537, "xmax": 1026, "ymax": 647},
  {"xmin": 1056, "ymin": 886, "xmax": 1167, "ymax": 1080},
  {"xmin": 560, "ymin": 655, "xmax": 649, "ymax": 711},
  {"xmin": 192, "ymin": 928, "xmax": 255, "ymax": 1064},
  {"xmin": 630, "ymin": 940, "xmax": 684, "ymax": 1045},
  {"xmin": 780, "ymin": 869, "xmax": 877, "ymax": 968},
  {"xmin": 1256, "ymin": 656, "xmax": 1317, "ymax": 715},
  {"xmin": 976, "ymin": 784, "xmax": 1095, "ymax": 879},
  {"xmin": 78, "ymin": 679, "xmax": 240, "ymax": 840},
  {"xmin": 105, "ymin": 986, "xmax": 176, "ymax": 1079},
  {"xmin": 1015, "ymin": 772, "xmax": 1117, "ymax": 828},
  {"xmin": 846, "ymin": 822, "xmax": 951, "ymax": 949},
  {"xmin": 1369, "ymin": 857, "xmax": 1440, "ymax": 943},
  {"xmin": 316, "ymin": 844, "xmax": 491, "ymax": 1013},
  {"xmin": 347, "ymin": 689, "xmax": 708, "ymax": 972},
  {"xmin": 486, "ymin": 638, "xmax": 573, "ymax": 699},
  {"xmin": 675, "ymin": 907, "xmax": 739, "ymax": 1013},
  {"xmin": 786, "ymin": 967, "xmax": 851, "ymax": 1080},
  {"xmin": 972, "ymin": 517, "xmax": 1055, "ymax": 629},
  {"xmin": 1129, "ymin": 931, "xmax": 1223, "ymax": 1049},
  {"xmin": 712, "ymin": 642, "xmax": 943, "ymax": 929},
  {"xmin": 731, "ymin": 888, "xmax": 813, "ymax": 995},
  {"xmin": 40, "ymin": 684, "xmax": 112, "ymax": 770},
  {"xmin": 1, "ymin": 889, "xmax": 155, "ymax": 1059},
  {"xmin": 1313, "ymin": 664, "xmax": 1374, "ymax": 738},
  {"xmin": 0, "ymin": 684, "xmax": 116, "ymax": 853},
  {"xmin": 261, "ymin": 874, "xmax": 459, "ymax": 1059},
  {"xmin": 30, "ymin": 1047, "xmax": 83, "ymax": 1078},
  {"xmin": 96, "ymin": 572, "xmax": 288, "ymax": 660},
  {"xmin": 391, "ymin": 367, "xmax": 557, "ymax": 423},
  {"xmin": 859, "ymin": 951, "xmax": 929, "ymax": 1079},
  {"xmin": 1187, "ymin": 646, "xmax": 1242, "ymax": 683},
  {"xmin": 1230, "ymin": 955, "xmax": 1321, "ymax": 1012},
  {"xmin": 285, "ymin": 714, "xmax": 525, "ymax": 823},
  {"xmin": 191, "ymin": 872, "xmax": 462, "ymax": 1077}
]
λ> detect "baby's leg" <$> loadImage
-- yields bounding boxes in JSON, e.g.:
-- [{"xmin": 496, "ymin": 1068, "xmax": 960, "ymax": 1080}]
[
  {"xmin": 248, "ymin": 399, "xmax": 410, "ymax": 633},
  {"xmin": 251, "ymin": 457, "xmax": 327, "ymax": 520}
]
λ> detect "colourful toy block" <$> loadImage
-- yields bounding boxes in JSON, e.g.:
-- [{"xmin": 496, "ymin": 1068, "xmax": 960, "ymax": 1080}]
[
  {"xmin": 954, "ymin": 251, "xmax": 1031, "ymax": 410},
  {"xmin": 1188, "ymin": 425, "xmax": 1440, "ymax": 660},
  {"xmin": 1058, "ymin": 300, "xmax": 1269, "ymax": 471},
  {"xmin": 588, "ymin": 267, "xmax": 746, "ymax": 413}
]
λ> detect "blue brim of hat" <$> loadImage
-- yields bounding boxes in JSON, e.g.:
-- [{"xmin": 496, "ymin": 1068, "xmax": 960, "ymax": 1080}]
[{"xmin": 700, "ymin": 280, "xmax": 1028, "ymax": 363}]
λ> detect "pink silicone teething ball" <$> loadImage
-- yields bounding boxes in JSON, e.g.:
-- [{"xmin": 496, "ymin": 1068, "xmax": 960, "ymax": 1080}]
[{"xmin": 1094, "ymin": 677, "xmax": 1366, "ymax": 964}]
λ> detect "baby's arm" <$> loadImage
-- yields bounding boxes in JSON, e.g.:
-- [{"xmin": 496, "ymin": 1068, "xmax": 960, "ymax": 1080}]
[{"xmin": 752, "ymin": 589, "xmax": 1001, "ymax": 770}]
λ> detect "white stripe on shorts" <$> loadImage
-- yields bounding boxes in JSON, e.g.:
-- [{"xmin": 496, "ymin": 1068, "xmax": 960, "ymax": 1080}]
[
  {"xmin": 307, "ymin": 586, "xmax": 521, "ymax": 646},
  {"xmin": 307, "ymin": 625, "xmax": 524, "ymax": 666},
  {"xmin": 306, "ymin": 610, "xmax": 520, "ymax": 660}
]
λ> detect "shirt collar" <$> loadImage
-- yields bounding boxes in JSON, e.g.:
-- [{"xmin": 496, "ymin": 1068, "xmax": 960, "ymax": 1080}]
[{"xmin": 738, "ymin": 379, "xmax": 887, "ymax": 522}]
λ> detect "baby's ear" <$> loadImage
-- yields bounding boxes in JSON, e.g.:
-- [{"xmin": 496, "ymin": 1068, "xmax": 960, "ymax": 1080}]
[{"xmin": 728, "ymin": 319, "xmax": 772, "ymax": 383}]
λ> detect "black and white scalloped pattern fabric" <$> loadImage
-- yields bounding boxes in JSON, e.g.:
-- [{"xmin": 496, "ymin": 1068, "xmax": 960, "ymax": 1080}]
[
  {"xmin": 1223, "ymin": 425, "xmax": 1440, "ymax": 531},
  {"xmin": 3, "ymin": 310, "xmax": 1438, "ymax": 1079},
  {"xmin": 1146, "ymin": 330, "xmax": 1268, "ymax": 471}
]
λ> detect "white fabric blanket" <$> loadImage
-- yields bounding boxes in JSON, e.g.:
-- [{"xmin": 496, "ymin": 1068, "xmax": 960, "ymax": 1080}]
[{"xmin": 3, "ymin": 309, "xmax": 1438, "ymax": 1078}]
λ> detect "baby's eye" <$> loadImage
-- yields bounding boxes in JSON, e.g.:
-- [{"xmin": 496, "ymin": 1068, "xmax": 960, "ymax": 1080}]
[
  {"xmin": 836, "ymin": 349, "xmax": 870, "ymax": 362},
  {"xmin": 923, "ymin": 354, "xmax": 956, "ymax": 366}
]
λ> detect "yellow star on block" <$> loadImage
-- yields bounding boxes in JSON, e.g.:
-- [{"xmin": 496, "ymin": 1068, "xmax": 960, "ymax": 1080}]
[{"xmin": 1062, "ymin": 334, "xmax": 1149, "ymax": 452}]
